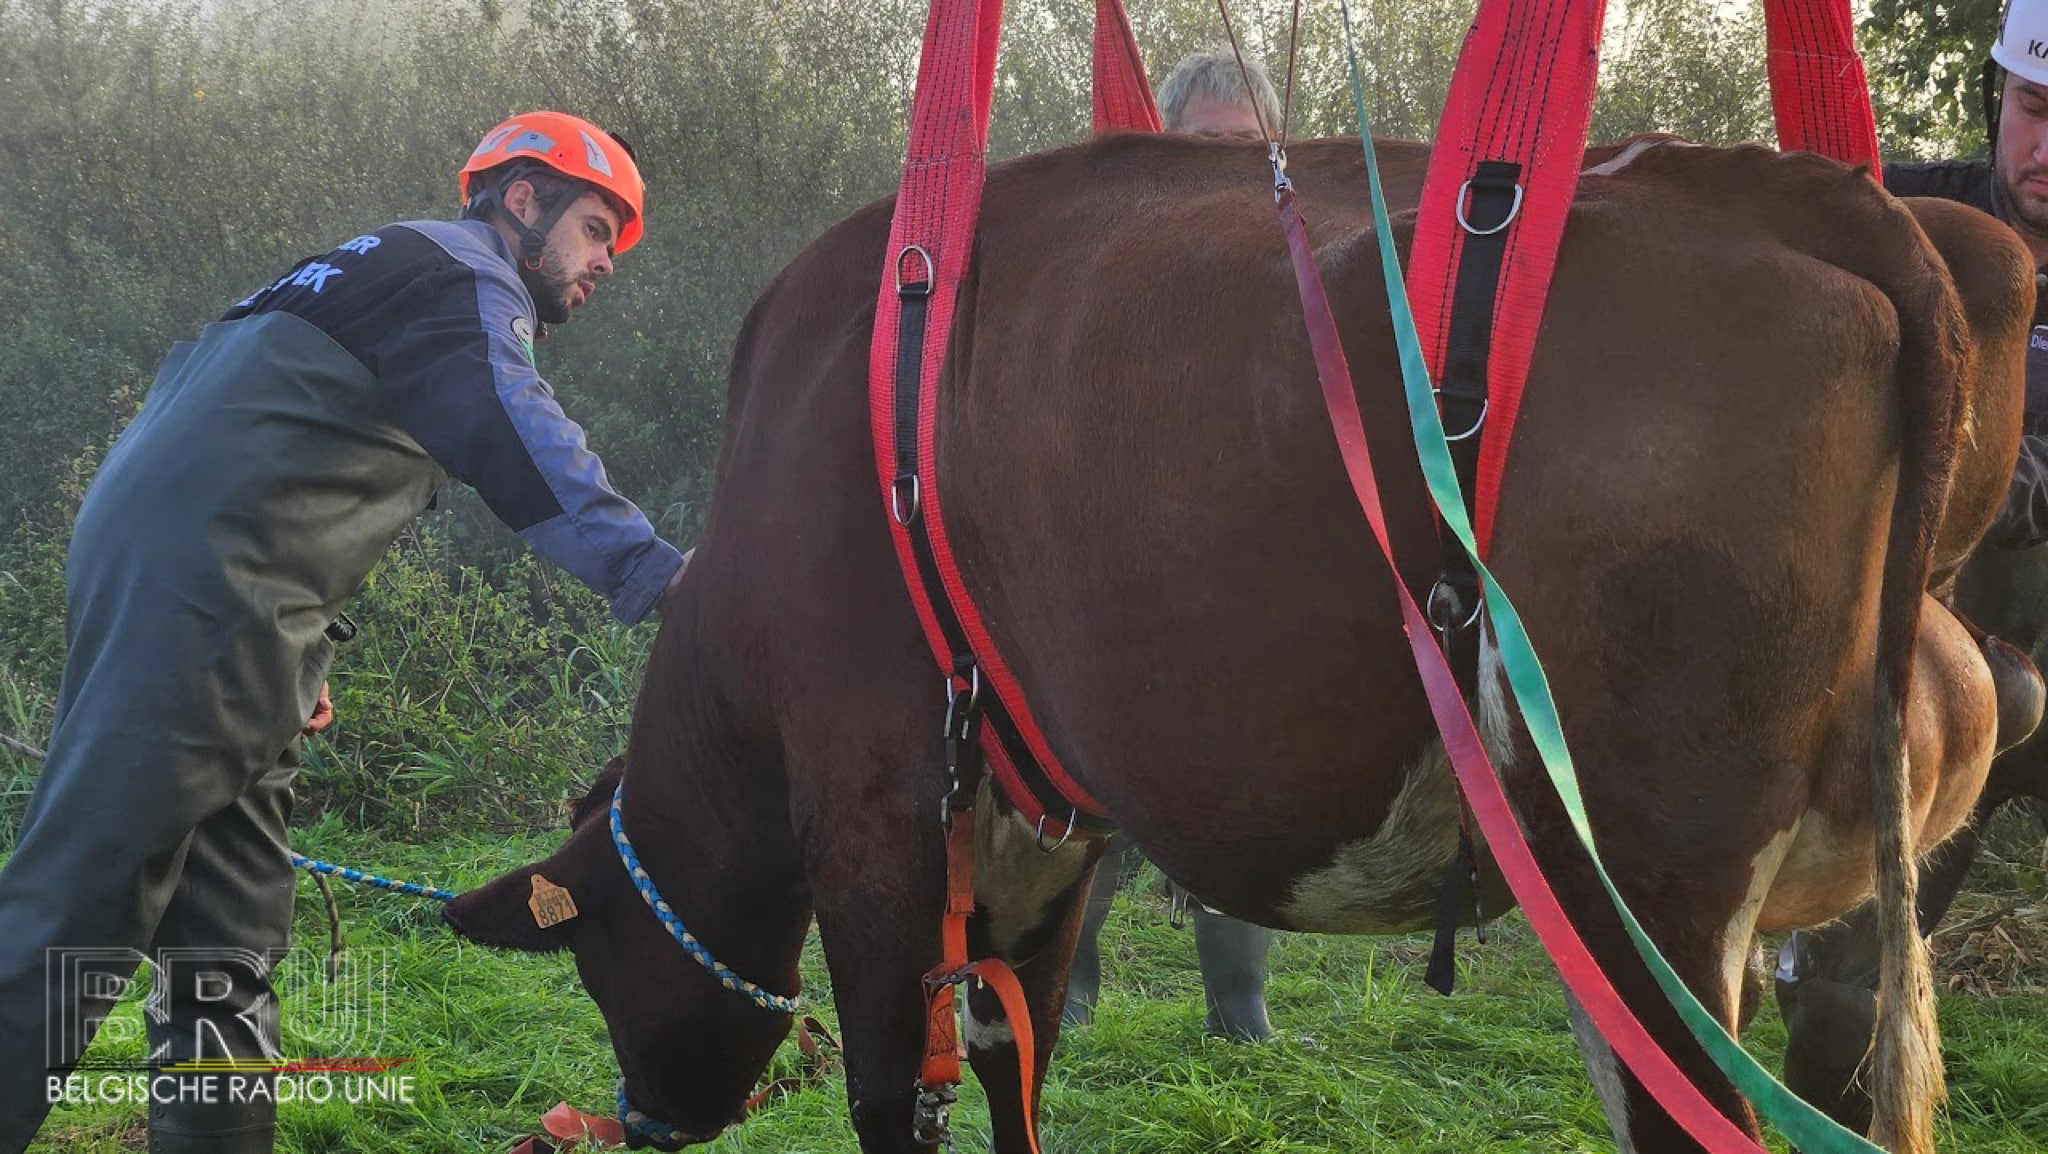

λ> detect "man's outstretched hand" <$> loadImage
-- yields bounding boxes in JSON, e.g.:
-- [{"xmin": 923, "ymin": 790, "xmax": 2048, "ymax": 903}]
[{"xmin": 303, "ymin": 682, "xmax": 334, "ymax": 737}]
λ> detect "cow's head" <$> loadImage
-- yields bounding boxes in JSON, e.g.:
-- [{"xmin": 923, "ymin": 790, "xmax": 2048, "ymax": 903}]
[{"xmin": 443, "ymin": 759, "xmax": 798, "ymax": 1149}]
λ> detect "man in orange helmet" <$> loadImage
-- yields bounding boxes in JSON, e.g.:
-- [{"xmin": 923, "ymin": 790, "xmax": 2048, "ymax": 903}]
[{"xmin": 0, "ymin": 112, "xmax": 684, "ymax": 1154}]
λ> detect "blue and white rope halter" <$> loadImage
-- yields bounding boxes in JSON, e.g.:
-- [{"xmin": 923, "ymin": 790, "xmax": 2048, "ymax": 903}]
[
  {"xmin": 291, "ymin": 854, "xmax": 457, "ymax": 902},
  {"xmin": 608, "ymin": 781, "xmax": 799, "ymax": 1014}
]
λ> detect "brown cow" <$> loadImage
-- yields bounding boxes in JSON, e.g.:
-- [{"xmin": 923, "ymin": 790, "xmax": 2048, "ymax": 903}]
[{"xmin": 442, "ymin": 134, "xmax": 2032, "ymax": 1153}]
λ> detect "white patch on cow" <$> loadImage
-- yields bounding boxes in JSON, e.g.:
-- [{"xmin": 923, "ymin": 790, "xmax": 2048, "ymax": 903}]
[
  {"xmin": 1566, "ymin": 991, "xmax": 1640, "ymax": 1154},
  {"xmin": 1723, "ymin": 828, "xmax": 1797, "ymax": 1013},
  {"xmin": 1476, "ymin": 628, "xmax": 1516, "ymax": 772},
  {"xmin": 1583, "ymin": 135, "xmax": 1692, "ymax": 177},
  {"xmin": 974, "ymin": 780, "xmax": 1096, "ymax": 956},
  {"xmin": 964, "ymin": 994, "xmax": 1015, "ymax": 1051},
  {"xmin": 1281, "ymin": 641, "xmax": 1515, "ymax": 933}
]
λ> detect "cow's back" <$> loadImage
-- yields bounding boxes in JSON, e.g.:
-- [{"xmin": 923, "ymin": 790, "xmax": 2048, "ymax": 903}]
[{"xmin": 704, "ymin": 135, "xmax": 2019, "ymax": 933}]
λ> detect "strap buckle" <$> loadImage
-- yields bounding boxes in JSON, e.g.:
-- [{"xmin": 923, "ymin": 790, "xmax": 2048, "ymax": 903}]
[
  {"xmin": 323, "ymin": 612, "xmax": 358, "ymax": 643},
  {"xmin": 1034, "ymin": 808, "xmax": 1078, "ymax": 853},
  {"xmin": 912, "ymin": 1083, "xmax": 957, "ymax": 1149},
  {"xmin": 1431, "ymin": 388, "xmax": 1489, "ymax": 442},
  {"xmin": 1269, "ymin": 140, "xmax": 1293, "ymax": 200},
  {"xmin": 892, "ymin": 473, "xmax": 922, "ymax": 526}
]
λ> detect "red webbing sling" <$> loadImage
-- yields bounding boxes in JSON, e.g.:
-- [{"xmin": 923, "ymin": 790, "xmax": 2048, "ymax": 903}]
[
  {"xmin": 871, "ymin": 0, "xmax": 1157, "ymax": 838},
  {"xmin": 1766, "ymin": 0, "xmax": 1882, "ymax": 177},
  {"xmin": 873, "ymin": 2, "xmax": 1155, "ymax": 1146},
  {"xmin": 1093, "ymin": 0, "xmax": 1163, "ymax": 135},
  {"xmin": 1403, "ymin": 0, "xmax": 1608, "ymax": 555}
]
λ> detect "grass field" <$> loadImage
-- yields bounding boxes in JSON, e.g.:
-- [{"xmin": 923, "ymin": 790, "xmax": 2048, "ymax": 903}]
[{"xmin": 21, "ymin": 810, "xmax": 2048, "ymax": 1154}]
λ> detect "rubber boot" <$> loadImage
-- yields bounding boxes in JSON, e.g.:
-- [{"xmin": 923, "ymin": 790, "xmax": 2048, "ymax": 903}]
[
  {"xmin": 1062, "ymin": 841, "xmax": 1131, "ymax": 1027},
  {"xmin": 1195, "ymin": 910, "xmax": 1273, "ymax": 1042}
]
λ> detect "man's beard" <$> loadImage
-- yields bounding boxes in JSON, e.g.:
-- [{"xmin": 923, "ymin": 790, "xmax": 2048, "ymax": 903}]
[{"xmin": 517, "ymin": 257, "xmax": 579, "ymax": 325}]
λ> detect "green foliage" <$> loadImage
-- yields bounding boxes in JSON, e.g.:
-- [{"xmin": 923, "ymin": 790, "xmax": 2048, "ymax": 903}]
[
  {"xmin": 1862, "ymin": 0, "xmax": 2004, "ymax": 160},
  {"xmin": 296, "ymin": 526, "xmax": 650, "ymax": 835},
  {"xmin": 1594, "ymin": 1, "xmax": 1771, "ymax": 146}
]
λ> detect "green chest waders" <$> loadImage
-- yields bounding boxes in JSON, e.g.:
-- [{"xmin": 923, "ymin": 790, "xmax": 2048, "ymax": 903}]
[{"xmin": 0, "ymin": 313, "xmax": 443, "ymax": 1154}]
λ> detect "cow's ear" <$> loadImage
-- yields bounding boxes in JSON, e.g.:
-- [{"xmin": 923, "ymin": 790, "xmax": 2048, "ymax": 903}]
[
  {"xmin": 568, "ymin": 757, "xmax": 628, "ymax": 830},
  {"xmin": 444, "ymin": 821, "xmax": 614, "ymax": 953}
]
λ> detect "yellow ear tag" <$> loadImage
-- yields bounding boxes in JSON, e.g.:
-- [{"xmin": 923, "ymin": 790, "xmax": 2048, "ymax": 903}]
[{"xmin": 528, "ymin": 874, "xmax": 579, "ymax": 929}]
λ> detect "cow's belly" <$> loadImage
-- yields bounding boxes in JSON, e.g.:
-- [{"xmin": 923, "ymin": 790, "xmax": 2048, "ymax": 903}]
[{"xmin": 1762, "ymin": 595, "xmax": 1999, "ymax": 930}]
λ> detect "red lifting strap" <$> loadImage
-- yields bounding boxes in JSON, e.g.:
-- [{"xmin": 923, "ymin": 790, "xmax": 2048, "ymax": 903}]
[
  {"xmin": 1092, "ymin": 0, "xmax": 1162, "ymax": 135},
  {"xmin": 880, "ymin": 5, "xmax": 1151, "ymax": 1146},
  {"xmin": 870, "ymin": 0, "xmax": 1155, "ymax": 831},
  {"xmin": 1765, "ymin": 0, "xmax": 1882, "ymax": 179},
  {"xmin": 1403, "ymin": 0, "xmax": 1608, "ymax": 556}
]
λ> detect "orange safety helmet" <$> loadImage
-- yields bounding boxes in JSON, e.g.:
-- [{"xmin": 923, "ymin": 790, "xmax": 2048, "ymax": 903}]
[{"xmin": 459, "ymin": 111, "xmax": 646, "ymax": 255}]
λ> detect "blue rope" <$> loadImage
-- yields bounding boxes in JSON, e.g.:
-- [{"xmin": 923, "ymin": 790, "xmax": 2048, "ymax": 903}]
[
  {"xmin": 290, "ymin": 854, "xmax": 457, "ymax": 903},
  {"xmin": 609, "ymin": 781, "xmax": 800, "ymax": 1014}
]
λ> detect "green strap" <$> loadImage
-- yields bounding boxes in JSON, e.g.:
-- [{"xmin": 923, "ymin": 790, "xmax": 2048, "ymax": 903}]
[{"xmin": 1333, "ymin": 5, "xmax": 1881, "ymax": 1150}]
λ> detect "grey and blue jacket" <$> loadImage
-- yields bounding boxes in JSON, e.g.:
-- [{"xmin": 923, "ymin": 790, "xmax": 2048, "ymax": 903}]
[{"xmin": 218, "ymin": 218, "xmax": 684, "ymax": 623}]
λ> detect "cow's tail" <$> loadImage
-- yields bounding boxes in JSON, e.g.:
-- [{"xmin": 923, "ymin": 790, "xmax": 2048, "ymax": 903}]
[{"xmin": 1864, "ymin": 195, "xmax": 1969, "ymax": 1154}]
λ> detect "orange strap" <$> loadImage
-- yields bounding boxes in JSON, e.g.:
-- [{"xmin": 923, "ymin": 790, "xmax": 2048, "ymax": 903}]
[{"xmin": 918, "ymin": 810, "xmax": 1045, "ymax": 1154}]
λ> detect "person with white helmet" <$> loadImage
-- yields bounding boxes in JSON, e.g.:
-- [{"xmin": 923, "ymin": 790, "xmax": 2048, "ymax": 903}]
[
  {"xmin": 1885, "ymin": 0, "xmax": 2048, "ymax": 547},
  {"xmin": 0, "ymin": 111, "xmax": 686, "ymax": 1154}
]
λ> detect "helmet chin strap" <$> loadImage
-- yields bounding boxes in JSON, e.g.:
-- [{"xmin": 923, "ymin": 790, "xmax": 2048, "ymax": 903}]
[
  {"xmin": 467, "ymin": 162, "xmax": 582, "ymax": 271},
  {"xmin": 513, "ymin": 193, "xmax": 577, "ymax": 271}
]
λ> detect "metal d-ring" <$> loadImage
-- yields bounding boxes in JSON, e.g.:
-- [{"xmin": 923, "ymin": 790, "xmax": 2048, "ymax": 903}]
[
  {"xmin": 1432, "ymin": 390, "xmax": 1488, "ymax": 442},
  {"xmin": 1035, "ymin": 808, "xmax": 1078, "ymax": 853},
  {"xmin": 892, "ymin": 473, "xmax": 921, "ymax": 526},
  {"xmin": 1455, "ymin": 179, "xmax": 1523, "ymax": 237},
  {"xmin": 895, "ymin": 245, "xmax": 935, "ymax": 297},
  {"xmin": 1425, "ymin": 578, "xmax": 1483, "ymax": 636}
]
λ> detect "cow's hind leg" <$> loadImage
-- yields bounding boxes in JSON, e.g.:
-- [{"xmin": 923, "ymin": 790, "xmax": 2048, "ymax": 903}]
[
  {"xmin": 1559, "ymin": 888, "xmax": 1774, "ymax": 1153},
  {"xmin": 1511, "ymin": 726, "xmax": 1789, "ymax": 1151}
]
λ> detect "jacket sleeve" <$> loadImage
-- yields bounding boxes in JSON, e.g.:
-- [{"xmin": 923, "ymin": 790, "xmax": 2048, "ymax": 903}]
[
  {"xmin": 1988, "ymin": 434, "xmax": 2048, "ymax": 553},
  {"xmin": 371, "ymin": 266, "xmax": 683, "ymax": 623}
]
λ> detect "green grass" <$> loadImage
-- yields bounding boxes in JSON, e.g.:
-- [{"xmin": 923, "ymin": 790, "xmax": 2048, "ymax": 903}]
[{"xmin": 20, "ymin": 824, "xmax": 2048, "ymax": 1153}]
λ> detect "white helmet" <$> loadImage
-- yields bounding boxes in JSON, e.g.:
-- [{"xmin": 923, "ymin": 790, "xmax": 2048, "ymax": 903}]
[{"xmin": 1995, "ymin": 0, "xmax": 2048, "ymax": 88}]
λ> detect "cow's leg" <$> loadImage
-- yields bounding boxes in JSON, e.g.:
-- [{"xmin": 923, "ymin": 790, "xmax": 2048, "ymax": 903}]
[
  {"xmin": 962, "ymin": 796, "xmax": 1100, "ymax": 1154},
  {"xmin": 789, "ymin": 711, "xmax": 951, "ymax": 1154},
  {"xmin": 1193, "ymin": 907, "xmax": 1274, "ymax": 1042},
  {"xmin": 1510, "ymin": 723, "xmax": 1789, "ymax": 1152},
  {"xmin": 1556, "ymin": 852, "xmax": 1781, "ymax": 1154},
  {"xmin": 1775, "ymin": 786, "xmax": 2001, "ymax": 1136}
]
